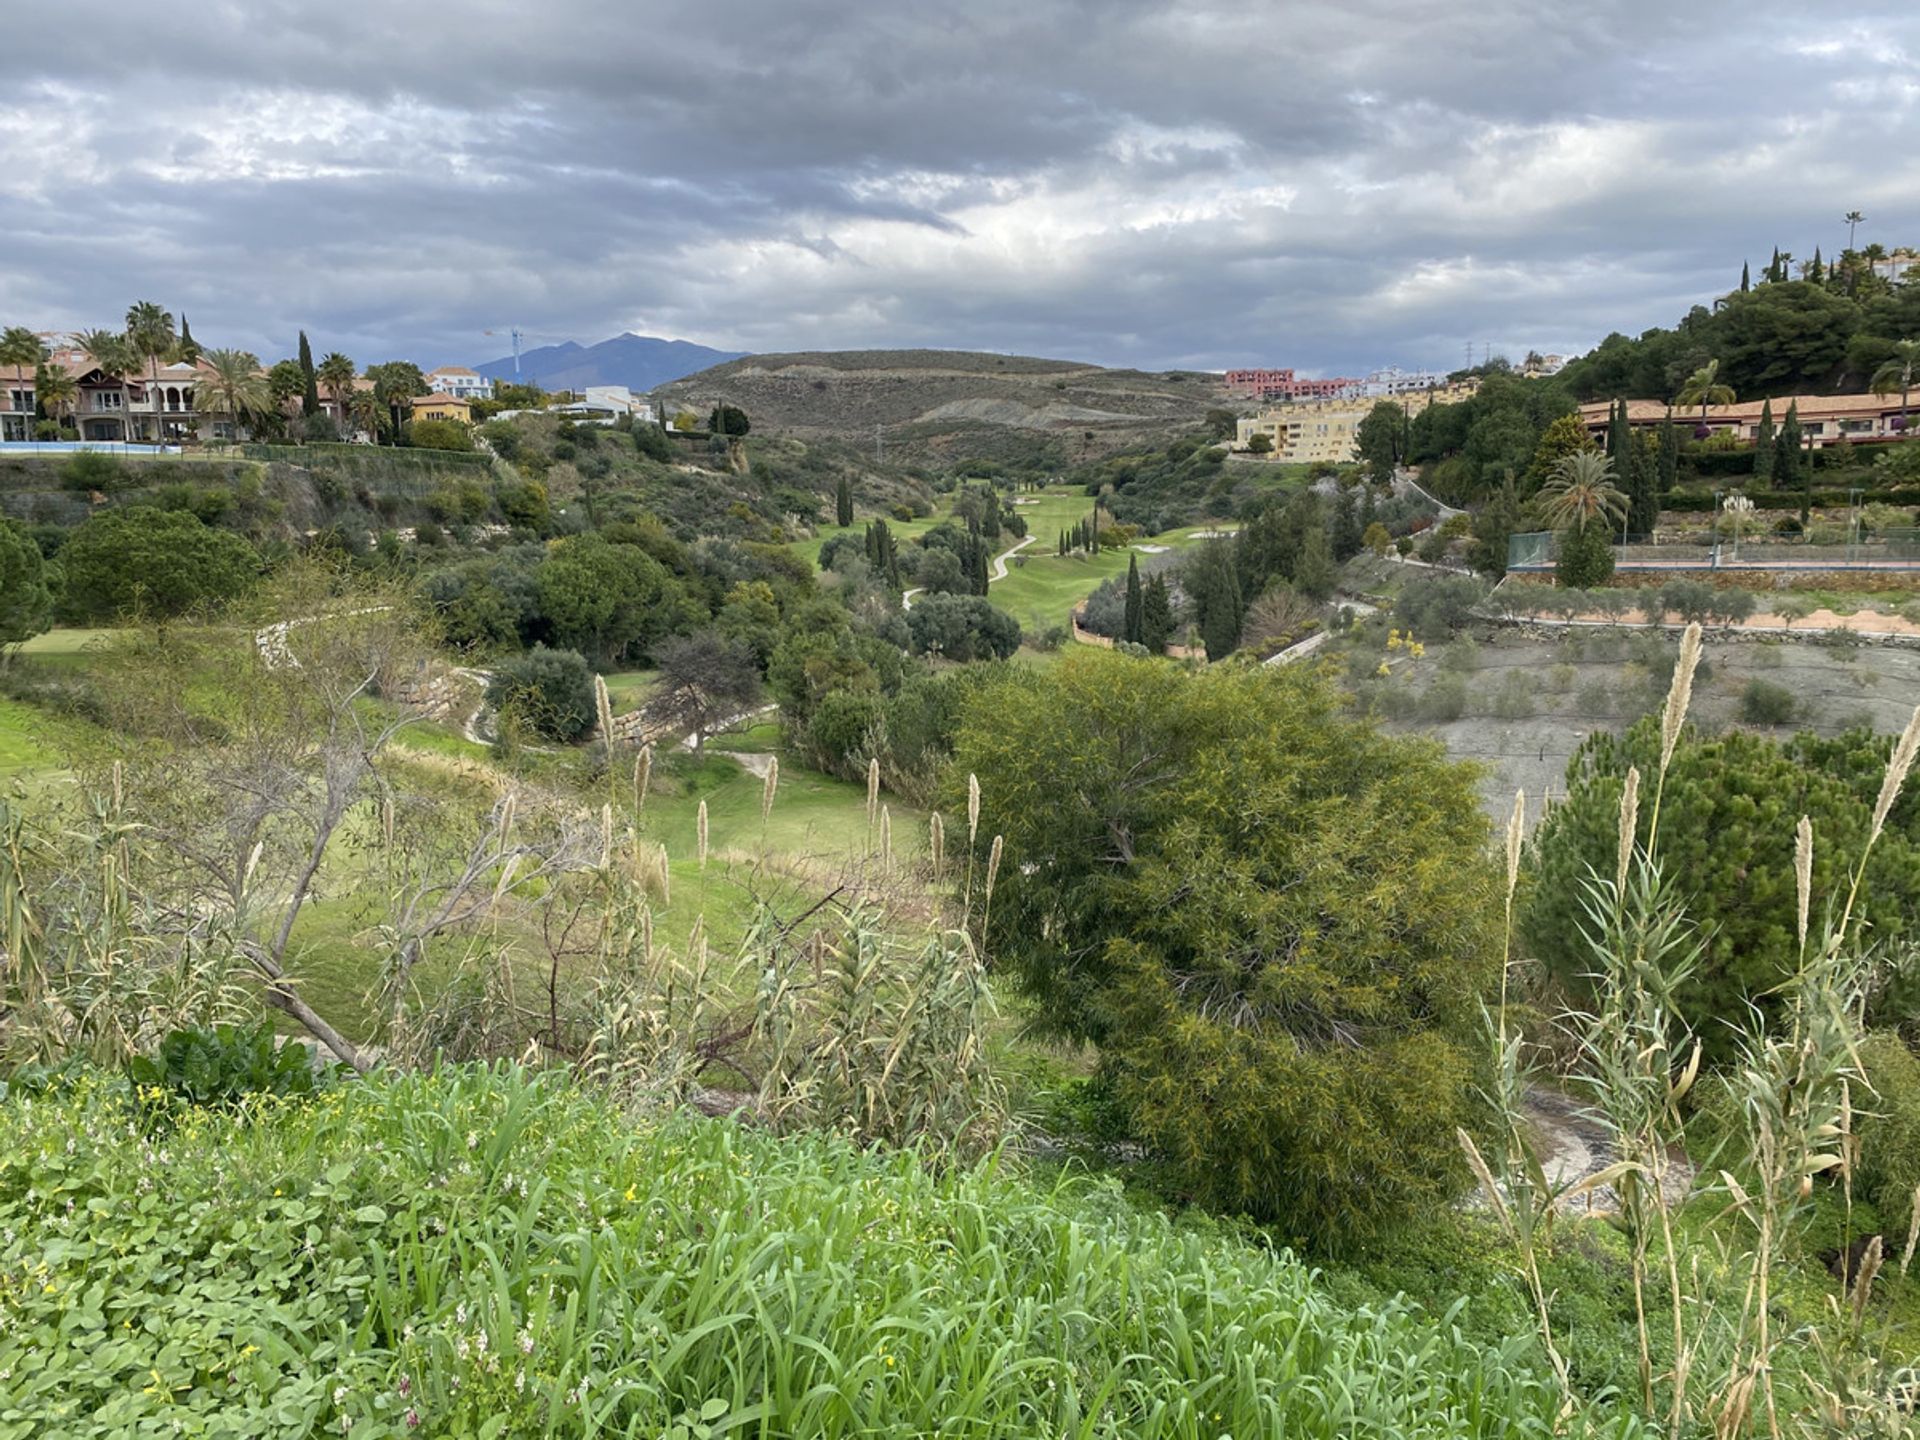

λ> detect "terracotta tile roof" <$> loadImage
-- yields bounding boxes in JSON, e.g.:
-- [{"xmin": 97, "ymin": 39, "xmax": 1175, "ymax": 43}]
[
  {"xmin": 428, "ymin": 365, "xmax": 481, "ymax": 378},
  {"xmin": 1581, "ymin": 394, "xmax": 1914, "ymax": 425}
]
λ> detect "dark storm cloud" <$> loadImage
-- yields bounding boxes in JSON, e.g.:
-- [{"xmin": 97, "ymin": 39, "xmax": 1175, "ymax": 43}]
[{"xmin": 2, "ymin": 0, "xmax": 1916, "ymax": 372}]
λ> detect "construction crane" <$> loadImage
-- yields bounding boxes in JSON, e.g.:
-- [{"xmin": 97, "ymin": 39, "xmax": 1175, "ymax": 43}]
[
  {"xmin": 482, "ymin": 327, "xmax": 525, "ymax": 379},
  {"xmin": 482, "ymin": 326, "xmax": 573, "ymax": 379}
]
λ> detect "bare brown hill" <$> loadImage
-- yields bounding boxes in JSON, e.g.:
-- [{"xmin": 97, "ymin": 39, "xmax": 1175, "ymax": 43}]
[{"xmin": 655, "ymin": 349, "xmax": 1230, "ymax": 469}]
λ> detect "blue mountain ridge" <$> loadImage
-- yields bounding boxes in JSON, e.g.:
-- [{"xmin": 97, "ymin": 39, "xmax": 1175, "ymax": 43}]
[{"xmin": 473, "ymin": 333, "xmax": 747, "ymax": 393}]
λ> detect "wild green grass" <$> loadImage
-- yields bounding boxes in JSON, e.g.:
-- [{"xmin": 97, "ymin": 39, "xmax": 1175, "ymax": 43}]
[{"xmin": 0, "ymin": 1064, "xmax": 1644, "ymax": 1439}]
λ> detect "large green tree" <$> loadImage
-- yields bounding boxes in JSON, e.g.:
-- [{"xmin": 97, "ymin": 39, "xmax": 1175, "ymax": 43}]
[
  {"xmin": 1871, "ymin": 338, "xmax": 1919, "ymax": 428},
  {"xmin": 57, "ymin": 508, "xmax": 259, "ymax": 622},
  {"xmin": 1526, "ymin": 718, "xmax": 1920, "ymax": 1052},
  {"xmin": 0, "ymin": 327, "xmax": 45, "ymax": 368},
  {"xmin": 950, "ymin": 652, "xmax": 1500, "ymax": 1245},
  {"xmin": 533, "ymin": 533, "xmax": 696, "ymax": 667},
  {"xmin": 0, "ymin": 519, "xmax": 54, "ymax": 648},
  {"xmin": 199, "ymin": 349, "xmax": 270, "ymax": 437}
]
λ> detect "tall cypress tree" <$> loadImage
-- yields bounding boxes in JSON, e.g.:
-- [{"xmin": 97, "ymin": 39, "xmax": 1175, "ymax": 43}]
[
  {"xmin": 175, "ymin": 315, "xmax": 199, "ymax": 363},
  {"xmin": 297, "ymin": 331, "xmax": 318, "ymax": 416},
  {"xmin": 1141, "ymin": 574, "xmax": 1173, "ymax": 654},
  {"xmin": 1810, "ymin": 247, "xmax": 1824, "ymax": 285},
  {"xmin": 1123, "ymin": 555, "xmax": 1144, "ymax": 644},
  {"xmin": 1753, "ymin": 400, "xmax": 1776, "ymax": 486},
  {"xmin": 1740, "ymin": 261, "xmax": 1751, "ymax": 292},
  {"xmin": 835, "ymin": 474, "xmax": 853, "ymax": 527},
  {"xmin": 1656, "ymin": 411, "xmax": 1678, "ymax": 511},
  {"xmin": 1627, "ymin": 432, "xmax": 1659, "ymax": 537},
  {"xmin": 1606, "ymin": 397, "xmax": 1631, "ymax": 484}
]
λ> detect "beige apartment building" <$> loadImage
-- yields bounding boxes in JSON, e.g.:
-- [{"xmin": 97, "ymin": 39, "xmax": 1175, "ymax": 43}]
[{"xmin": 1233, "ymin": 381, "xmax": 1478, "ymax": 465}]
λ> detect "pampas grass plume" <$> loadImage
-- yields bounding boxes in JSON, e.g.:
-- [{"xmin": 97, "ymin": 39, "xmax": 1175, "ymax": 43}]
[{"xmin": 1616, "ymin": 767, "xmax": 1640, "ymax": 896}]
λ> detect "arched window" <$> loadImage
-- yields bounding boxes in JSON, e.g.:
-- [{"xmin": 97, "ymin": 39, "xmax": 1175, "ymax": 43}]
[{"xmin": 166, "ymin": 387, "xmax": 181, "ymax": 410}]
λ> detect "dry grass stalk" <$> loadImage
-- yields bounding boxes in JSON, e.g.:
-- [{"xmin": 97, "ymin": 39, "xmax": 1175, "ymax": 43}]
[
  {"xmin": 1870, "ymin": 704, "xmax": 1920, "ymax": 844},
  {"xmin": 929, "ymin": 813, "xmax": 945, "ymax": 874},
  {"xmin": 1850, "ymin": 1235, "xmax": 1884, "ymax": 1329},
  {"xmin": 967, "ymin": 773, "xmax": 981, "ymax": 846},
  {"xmin": 1902, "ymin": 1185, "xmax": 1920, "ymax": 1274},
  {"xmin": 1659, "ymin": 621, "xmax": 1703, "ymax": 776},
  {"xmin": 866, "ymin": 758, "xmax": 880, "ymax": 829},
  {"xmin": 984, "ymin": 835, "xmax": 1003, "ymax": 915},
  {"xmin": 1616, "ymin": 767, "xmax": 1640, "ymax": 897},
  {"xmin": 594, "ymin": 674, "xmax": 615, "ymax": 754},
  {"xmin": 760, "ymin": 757, "xmax": 779, "ymax": 823},
  {"xmin": 1505, "ymin": 789, "xmax": 1525, "ymax": 901},
  {"xmin": 880, "ymin": 805, "xmax": 892, "ymax": 868},
  {"xmin": 1795, "ymin": 815, "xmax": 1814, "ymax": 952},
  {"xmin": 599, "ymin": 804, "xmax": 613, "ymax": 870},
  {"xmin": 697, "ymin": 800, "xmax": 710, "ymax": 869},
  {"xmin": 634, "ymin": 745, "xmax": 652, "ymax": 815}
]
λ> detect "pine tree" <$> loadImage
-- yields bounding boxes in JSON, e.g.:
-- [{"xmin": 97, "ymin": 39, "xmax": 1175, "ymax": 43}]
[
  {"xmin": 1740, "ymin": 260, "xmax": 1751, "ymax": 292},
  {"xmin": 1123, "ymin": 555, "xmax": 1144, "ymax": 644},
  {"xmin": 1754, "ymin": 400, "xmax": 1776, "ymax": 485},
  {"xmin": 297, "ymin": 331, "xmax": 318, "ymax": 416},
  {"xmin": 1141, "ymin": 574, "xmax": 1174, "ymax": 654},
  {"xmin": 1810, "ymin": 247, "xmax": 1824, "ymax": 285},
  {"xmin": 835, "ymin": 475, "xmax": 853, "ymax": 527}
]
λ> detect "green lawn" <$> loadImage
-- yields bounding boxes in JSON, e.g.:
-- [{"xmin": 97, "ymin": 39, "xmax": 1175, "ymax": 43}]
[
  {"xmin": 784, "ymin": 508, "xmax": 948, "ymax": 566},
  {"xmin": 11, "ymin": 627, "xmax": 120, "ymax": 671}
]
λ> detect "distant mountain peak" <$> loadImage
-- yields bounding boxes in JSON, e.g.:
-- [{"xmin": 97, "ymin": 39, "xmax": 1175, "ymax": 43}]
[{"xmin": 474, "ymin": 333, "xmax": 747, "ymax": 392}]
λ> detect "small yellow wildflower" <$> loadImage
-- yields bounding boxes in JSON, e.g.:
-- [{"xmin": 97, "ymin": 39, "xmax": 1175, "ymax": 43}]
[{"xmin": 1376, "ymin": 662, "xmax": 1391, "ymax": 677}]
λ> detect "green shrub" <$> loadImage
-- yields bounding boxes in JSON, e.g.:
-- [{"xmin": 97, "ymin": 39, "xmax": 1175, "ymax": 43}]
[
  {"xmin": 56, "ymin": 508, "xmax": 260, "ymax": 623},
  {"xmin": 408, "ymin": 418, "xmax": 475, "ymax": 452},
  {"xmin": 126, "ymin": 1021, "xmax": 325, "ymax": 1110},
  {"xmin": 1739, "ymin": 677, "xmax": 1797, "ymax": 726},
  {"xmin": 486, "ymin": 645, "xmax": 596, "ymax": 741},
  {"xmin": 59, "ymin": 449, "xmax": 126, "ymax": 495},
  {"xmin": 1393, "ymin": 574, "xmax": 1488, "ymax": 640},
  {"xmin": 951, "ymin": 652, "xmax": 1500, "ymax": 1247},
  {"xmin": 1526, "ymin": 718, "xmax": 1920, "ymax": 1052},
  {"xmin": 1556, "ymin": 523, "xmax": 1614, "ymax": 587},
  {"xmin": 1855, "ymin": 1032, "xmax": 1920, "ymax": 1236}
]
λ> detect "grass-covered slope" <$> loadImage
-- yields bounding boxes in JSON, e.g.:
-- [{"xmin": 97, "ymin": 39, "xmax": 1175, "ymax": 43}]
[{"xmin": 0, "ymin": 1066, "xmax": 1636, "ymax": 1439}]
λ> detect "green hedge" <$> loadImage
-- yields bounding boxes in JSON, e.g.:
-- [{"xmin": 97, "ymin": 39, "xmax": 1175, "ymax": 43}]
[
  {"xmin": 236, "ymin": 442, "xmax": 490, "ymax": 469},
  {"xmin": 1663, "ymin": 487, "xmax": 1920, "ymax": 512}
]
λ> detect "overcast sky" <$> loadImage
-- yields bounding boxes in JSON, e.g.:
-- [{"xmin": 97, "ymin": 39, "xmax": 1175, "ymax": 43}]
[{"xmin": 3, "ymin": 1, "xmax": 1916, "ymax": 376}]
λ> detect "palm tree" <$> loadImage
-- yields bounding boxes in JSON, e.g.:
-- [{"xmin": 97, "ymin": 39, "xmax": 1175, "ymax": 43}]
[
  {"xmin": 316, "ymin": 352, "xmax": 357, "ymax": 418},
  {"xmin": 124, "ymin": 300, "xmax": 175, "ymax": 441},
  {"xmin": 0, "ymin": 326, "xmax": 44, "ymax": 368},
  {"xmin": 1870, "ymin": 339, "xmax": 1918, "ymax": 434},
  {"xmin": 1846, "ymin": 210, "xmax": 1866, "ymax": 250},
  {"xmin": 1538, "ymin": 451, "xmax": 1628, "ymax": 533},
  {"xmin": 76, "ymin": 329, "xmax": 138, "ymax": 440},
  {"xmin": 198, "ymin": 348, "xmax": 270, "ymax": 440},
  {"xmin": 32, "ymin": 362, "xmax": 76, "ymax": 433},
  {"xmin": 346, "ymin": 386, "xmax": 382, "ymax": 443},
  {"xmin": 1676, "ymin": 359, "xmax": 1736, "ymax": 431}
]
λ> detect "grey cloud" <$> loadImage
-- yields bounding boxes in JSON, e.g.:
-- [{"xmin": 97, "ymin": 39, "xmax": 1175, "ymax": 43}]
[{"xmin": 2, "ymin": 1, "xmax": 1916, "ymax": 374}]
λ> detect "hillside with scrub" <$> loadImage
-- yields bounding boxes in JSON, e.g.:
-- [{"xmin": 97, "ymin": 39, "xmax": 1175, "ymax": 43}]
[{"xmin": 10, "ymin": 332, "xmax": 1920, "ymax": 1438}]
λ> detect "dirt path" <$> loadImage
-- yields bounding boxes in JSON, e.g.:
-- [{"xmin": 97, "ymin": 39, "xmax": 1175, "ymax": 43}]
[
  {"xmin": 1524, "ymin": 1087, "xmax": 1694, "ymax": 1214},
  {"xmin": 903, "ymin": 534, "xmax": 1035, "ymax": 610}
]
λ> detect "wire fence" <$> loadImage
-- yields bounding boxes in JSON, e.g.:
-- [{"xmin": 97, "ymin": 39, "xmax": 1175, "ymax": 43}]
[{"xmin": 1510, "ymin": 530, "xmax": 1920, "ymax": 573}]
